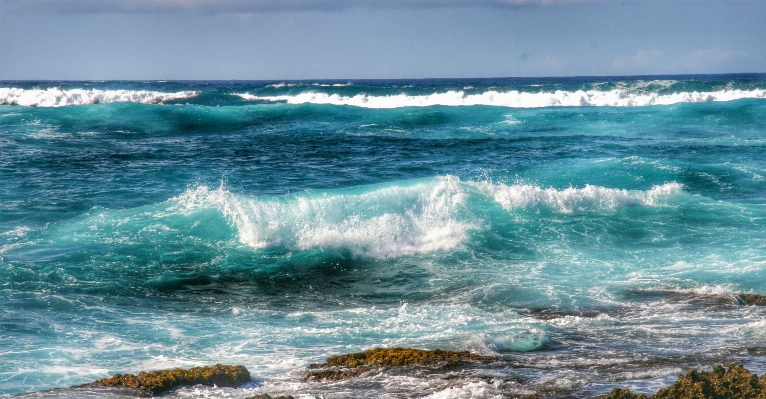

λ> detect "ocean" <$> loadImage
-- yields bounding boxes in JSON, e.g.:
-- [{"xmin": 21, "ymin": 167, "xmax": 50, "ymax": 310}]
[{"xmin": 1, "ymin": 75, "xmax": 766, "ymax": 398}]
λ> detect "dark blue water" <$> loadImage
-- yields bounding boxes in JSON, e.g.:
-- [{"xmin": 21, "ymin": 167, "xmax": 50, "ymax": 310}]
[{"xmin": 2, "ymin": 76, "xmax": 766, "ymax": 398}]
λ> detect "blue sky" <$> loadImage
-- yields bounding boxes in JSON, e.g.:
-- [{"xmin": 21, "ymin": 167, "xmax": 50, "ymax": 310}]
[{"xmin": 1, "ymin": 0, "xmax": 764, "ymax": 79}]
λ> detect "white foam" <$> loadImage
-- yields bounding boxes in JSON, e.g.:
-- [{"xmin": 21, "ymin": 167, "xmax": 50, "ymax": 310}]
[
  {"xmin": 474, "ymin": 182, "xmax": 684, "ymax": 213},
  {"xmin": 1, "ymin": 226, "xmax": 31, "ymax": 237},
  {"xmin": 685, "ymin": 285, "xmax": 736, "ymax": 296},
  {"xmin": 265, "ymin": 82, "xmax": 352, "ymax": 88},
  {"xmin": 0, "ymin": 88, "xmax": 197, "ymax": 107},
  {"xmin": 425, "ymin": 381, "xmax": 504, "ymax": 399},
  {"xmin": 237, "ymin": 88, "xmax": 766, "ymax": 108},
  {"xmin": 171, "ymin": 176, "xmax": 472, "ymax": 258}
]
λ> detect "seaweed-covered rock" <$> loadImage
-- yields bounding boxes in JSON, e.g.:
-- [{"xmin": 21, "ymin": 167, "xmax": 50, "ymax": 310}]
[
  {"xmin": 738, "ymin": 294, "xmax": 766, "ymax": 306},
  {"xmin": 305, "ymin": 367, "xmax": 371, "ymax": 381},
  {"xmin": 88, "ymin": 364, "xmax": 250, "ymax": 395},
  {"xmin": 604, "ymin": 365, "xmax": 766, "ymax": 399},
  {"xmin": 605, "ymin": 388, "xmax": 648, "ymax": 399},
  {"xmin": 306, "ymin": 347, "xmax": 493, "ymax": 381}
]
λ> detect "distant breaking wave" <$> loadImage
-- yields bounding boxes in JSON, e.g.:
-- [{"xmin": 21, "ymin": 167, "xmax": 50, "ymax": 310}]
[
  {"xmin": 0, "ymin": 88, "xmax": 197, "ymax": 107},
  {"xmin": 238, "ymin": 89, "xmax": 766, "ymax": 108}
]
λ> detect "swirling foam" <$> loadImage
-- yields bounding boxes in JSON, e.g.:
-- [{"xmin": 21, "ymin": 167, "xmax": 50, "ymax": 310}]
[
  {"xmin": 0, "ymin": 88, "xmax": 197, "ymax": 107},
  {"xmin": 474, "ymin": 182, "xmax": 684, "ymax": 213},
  {"xmin": 172, "ymin": 177, "xmax": 471, "ymax": 258},
  {"xmin": 238, "ymin": 89, "xmax": 766, "ymax": 108},
  {"xmin": 426, "ymin": 381, "xmax": 504, "ymax": 399}
]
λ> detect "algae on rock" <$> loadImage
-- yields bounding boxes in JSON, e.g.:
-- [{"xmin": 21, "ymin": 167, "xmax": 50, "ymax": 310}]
[
  {"xmin": 738, "ymin": 293, "xmax": 766, "ymax": 306},
  {"xmin": 604, "ymin": 365, "xmax": 766, "ymax": 399},
  {"xmin": 87, "ymin": 364, "xmax": 250, "ymax": 395},
  {"xmin": 306, "ymin": 347, "xmax": 494, "ymax": 381}
]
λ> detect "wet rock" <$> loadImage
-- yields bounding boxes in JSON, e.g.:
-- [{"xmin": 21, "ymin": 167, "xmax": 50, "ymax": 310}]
[
  {"xmin": 306, "ymin": 347, "xmax": 494, "ymax": 381},
  {"xmin": 622, "ymin": 289, "xmax": 741, "ymax": 307},
  {"xmin": 245, "ymin": 394, "xmax": 294, "ymax": 399},
  {"xmin": 604, "ymin": 365, "xmax": 766, "ymax": 399},
  {"xmin": 305, "ymin": 367, "xmax": 371, "ymax": 381},
  {"xmin": 605, "ymin": 388, "xmax": 647, "ymax": 399},
  {"xmin": 623, "ymin": 289, "xmax": 766, "ymax": 309},
  {"xmin": 86, "ymin": 364, "xmax": 250, "ymax": 395},
  {"xmin": 522, "ymin": 308, "xmax": 602, "ymax": 320},
  {"xmin": 738, "ymin": 293, "xmax": 766, "ymax": 306}
]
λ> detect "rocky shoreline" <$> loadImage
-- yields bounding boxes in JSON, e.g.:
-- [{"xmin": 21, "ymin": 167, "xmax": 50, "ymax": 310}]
[
  {"xmin": 75, "ymin": 352, "xmax": 766, "ymax": 398},
  {"xmin": 67, "ymin": 291, "xmax": 766, "ymax": 398}
]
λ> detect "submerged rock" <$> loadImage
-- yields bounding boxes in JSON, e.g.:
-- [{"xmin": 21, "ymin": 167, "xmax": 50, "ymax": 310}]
[
  {"xmin": 604, "ymin": 365, "xmax": 766, "ymax": 399},
  {"xmin": 306, "ymin": 347, "xmax": 494, "ymax": 381},
  {"xmin": 522, "ymin": 308, "xmax": 603, "ymax": 320},
  {"xmin": 623, "ymin": 289, "xmax": 766, "ymax": 308},
  {"xmin": 86, "ymin": 364, "xmax": 250, "ymax": 395},
  {"xmin": 245, "ymin": 394, "xmax": 294, "ymax": 399}
]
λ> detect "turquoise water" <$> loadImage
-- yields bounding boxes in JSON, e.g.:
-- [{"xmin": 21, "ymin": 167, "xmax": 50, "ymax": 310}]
[{"xmin": 2, "ymin": 75, "xmax": 766, "ymax": 398}]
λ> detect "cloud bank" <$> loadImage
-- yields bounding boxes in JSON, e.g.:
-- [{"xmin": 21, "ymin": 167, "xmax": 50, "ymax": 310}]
[{"xmin": 3, "ymin": 0, "xmax": 592, "ymax": 14}]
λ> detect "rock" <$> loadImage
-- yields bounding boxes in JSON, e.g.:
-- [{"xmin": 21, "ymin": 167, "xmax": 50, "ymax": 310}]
[
  {"xmin": 523, "ymin": 308, "xmax": 602, "ymax": 320},
  {"xmin": 306, "ymin": 347, "xmax": 493, "ymax": 381},
  {"xmin": 605, "ymin": 388, "xmax": 648, "ymax": 399},
  {"xmin": 304, "ymin": 367, "xmax": 370, "ymax": 381},
  {"xmin": 603, "ymin": 365, "xmax": 766, "ymax": 399},
  {"xmin": 87, "ymin": 364, "xmax": 250, "ymax": 395},
  {"xmin": 738, "ymin": 293, "xmax": 766, "ymax": 306},
  {"xmin": 623, "ymin": 289, "xmax": 766, "ymax": 308},
  {"xmin": 245, "ymin": 394, "xmax": 294, "ymax": 399}
]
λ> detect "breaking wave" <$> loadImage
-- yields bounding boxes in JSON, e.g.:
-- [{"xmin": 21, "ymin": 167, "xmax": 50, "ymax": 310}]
[
  {"xmin": 0, "ymin": 88, "xmax": 197, "ymax": 107},
  {"xmin": 474, "ymin": 182, "xmax": 684, "ymax": 213},
  {"xmin": 168, "ymin": 179, "xmax": 685, "ymax": 256},
  {"xmin": 237, "ymin": 89, "xmax": 766, "ymax": 108},
  {"xmin": 172, "ymin": 177, "xmax": 472, "ymax": 258}
]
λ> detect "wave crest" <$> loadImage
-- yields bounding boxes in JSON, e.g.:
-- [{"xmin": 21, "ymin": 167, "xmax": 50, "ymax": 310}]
[
  {"xmin": 238, "ymin": 89, "xmax": 766, "ymax": 109},
  {"xmin": 474, "ymin": 182, "xmax": 684, "ymax": 213},
  {"xmin": 172, "ymin": 177, "xmax": 472, "ymax": 258},
  {"xmin": 0, "ymin": 88, "xmax": 197, "ymax": 107}
]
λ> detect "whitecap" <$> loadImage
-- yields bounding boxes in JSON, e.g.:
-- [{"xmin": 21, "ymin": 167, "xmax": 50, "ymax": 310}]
[
  {"xmin": 472, "ymin": 182, "xmax": 684, "ymax": 213},
  {"xmin": 236, "ymin": 88, "xmax": 766, "ymax": 109},
  {"xmin": 171, "ymin": 176, "xmax": 473, "ymax": 258},
  {"xmin": 0, "ymin": 88, "xmax": 197, "ymax": 107}
]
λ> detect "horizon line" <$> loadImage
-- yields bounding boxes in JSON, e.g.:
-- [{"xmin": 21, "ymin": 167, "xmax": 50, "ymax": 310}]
[{"xmin": 3, "ymin": 72, "xmax": 766, "ymax": 83}]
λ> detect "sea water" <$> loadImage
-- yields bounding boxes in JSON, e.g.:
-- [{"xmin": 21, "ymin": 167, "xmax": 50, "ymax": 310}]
[{"xmin": 1, "ymin": 75, "xmax": 766, "ymax": 398}]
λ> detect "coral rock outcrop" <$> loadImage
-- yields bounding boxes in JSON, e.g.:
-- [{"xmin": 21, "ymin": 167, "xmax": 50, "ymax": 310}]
[
  {"xmin": 604, "ymin": 365, "xmax": 766, "ymax": 399},
  {"xmin": 87, "ymin": 364, "xmax": 250, "ymax": 395},
  {"xmin": 306, "ymin": 347, "xmax": 493, "ymax": 381}
]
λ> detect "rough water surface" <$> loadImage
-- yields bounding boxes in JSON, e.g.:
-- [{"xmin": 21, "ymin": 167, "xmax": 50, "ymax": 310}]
[{"xmin": 2, "ymin": 75, "xmax": 766, "ymax": 398}]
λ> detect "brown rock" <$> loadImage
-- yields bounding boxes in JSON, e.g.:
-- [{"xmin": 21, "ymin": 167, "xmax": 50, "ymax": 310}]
[
  {"xmin": 88, "ymin": 364, "xmax": 250, "ymax": 395},
  {"xmin": 306, "ymin": 347, "xmax": 493, "ymax": 381},
  {"xmin": 738, "ymin": 294, "xmax": 766, "ymax": 306},
  {"xmin": 603, "ymin": 365, "xmax": 766, "ymax": 399}
]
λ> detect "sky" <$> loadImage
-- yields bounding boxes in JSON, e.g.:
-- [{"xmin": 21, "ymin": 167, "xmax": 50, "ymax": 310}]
[{"xmin": 1, "ymin": 0, "xmax": 765, "ymax": 80}]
